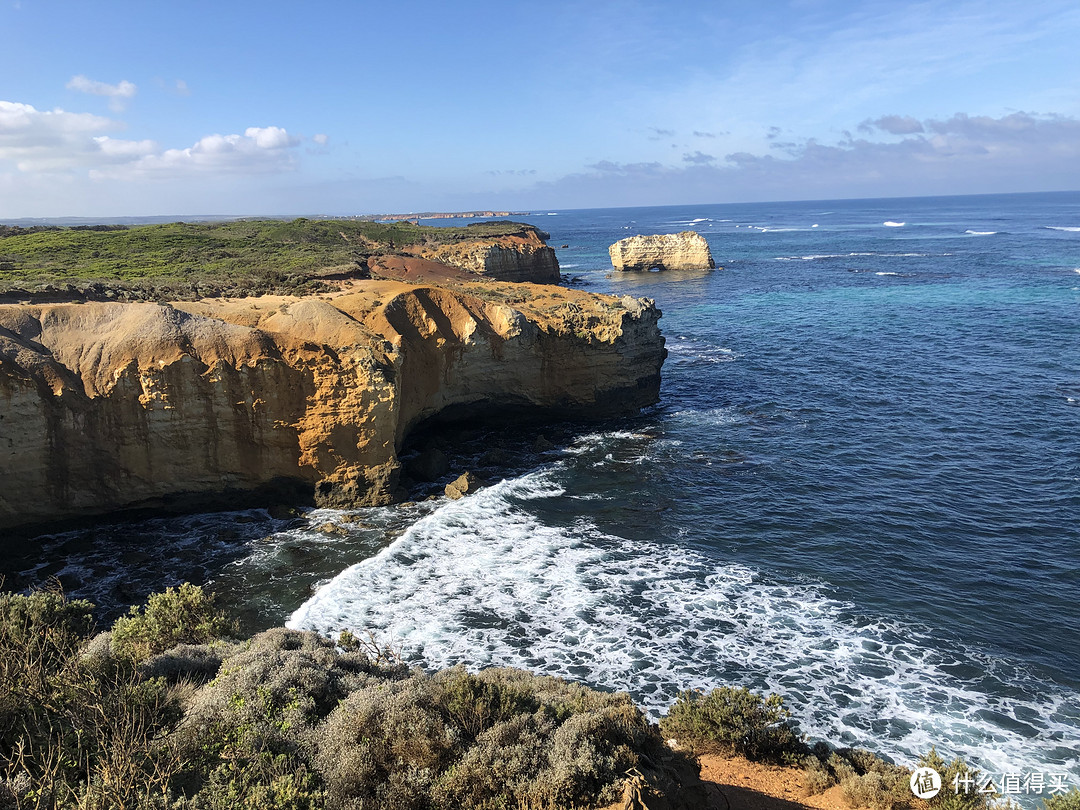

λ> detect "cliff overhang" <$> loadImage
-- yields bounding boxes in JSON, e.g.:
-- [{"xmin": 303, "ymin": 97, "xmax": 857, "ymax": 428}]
[{"xmin": 0, "ymin": 277, "xmax": 664, "ymax": 532}]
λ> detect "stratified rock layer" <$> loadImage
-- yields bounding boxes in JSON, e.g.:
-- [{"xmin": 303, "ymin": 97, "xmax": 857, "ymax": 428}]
[
  {"xmin": 0, "ymin": 278, "xmax": 664, "ymax": 531},
  {"xmin": 608, "ymin": 231, "xmax": 715, "ymax": 272},
  {"xmin": 419, "ymin": 227, "xmax": 560, "ymax": 283}
]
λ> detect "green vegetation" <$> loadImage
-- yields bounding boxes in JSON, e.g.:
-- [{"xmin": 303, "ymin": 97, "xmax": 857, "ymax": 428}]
[
  {"xmin": 3, "ymin": 582, "xmax": 1048, "ymax": 810},
  {"xmin": 110, "ymin": 584, "xmax": 237, "ymax": 661},
  {"xmin": 659, "ymin": 685, "xmax": 804, "ymax": 763},
  {"xmin": 660, "ymin": 687, "xmax": 1007, "ymax": 810},
  {"xmin": 1044, "ymin": 789, "xmax": 1080, "ymax": 810},
  {"xmin": 800, "ymin": 745, "xmax": 913, "ymax": 810},
  {"xmin": 0, "ymin": 218, "xmax": 537, "ymax": 301},
  {"xmin": 0, "ymin": 584, "xmax": 693, "ymax": 809}
]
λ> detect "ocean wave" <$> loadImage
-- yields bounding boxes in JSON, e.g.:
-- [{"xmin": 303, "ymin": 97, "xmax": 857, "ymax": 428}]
[
  {"xmin": 884, "ymin": 221, "xmax": 906, "ymax": 227},
  {"xmin": 1045, "ymin": 226, "xmax": 1080, "ymax": 232},
  {"xmin": 668, "ymin": 336, "xmax": 738, "ymax": 364},
  {"xmin": 773, "ymin": 252, "xmax": 927, "ymax": 261},
  {"xmin": 965, "ymin": 230, "xmax": 998, "ymax": 236},
  {"xmin": 289, "ymin": 467, "xmax": 1080, "ymax": 784}
]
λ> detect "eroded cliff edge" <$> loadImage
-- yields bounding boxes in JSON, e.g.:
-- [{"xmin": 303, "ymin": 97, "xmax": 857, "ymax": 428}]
[{"xmin": 0, "ymin": 277, "xmax": 664, "ymax": 532}]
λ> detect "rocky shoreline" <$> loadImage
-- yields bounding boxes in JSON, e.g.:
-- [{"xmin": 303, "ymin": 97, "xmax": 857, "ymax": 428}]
[{"xmin": 0, "ymin": 230, "xmax": 665, "ymax": 534}]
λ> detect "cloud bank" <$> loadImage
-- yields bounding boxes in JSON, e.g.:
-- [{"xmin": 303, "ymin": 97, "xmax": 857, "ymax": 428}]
[
  {"xmin": 514, "ymin": 111, "xmax": 1080, "ymax": 208},
  {"xmin": 0, "ymin": 101, "xmax": 306, "ymax": 179}
]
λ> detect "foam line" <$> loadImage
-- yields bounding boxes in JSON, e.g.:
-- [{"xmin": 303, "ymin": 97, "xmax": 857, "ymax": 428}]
[{"xmin": 289, "ymin": 462, "xmax": 1080, "ymax": 784}]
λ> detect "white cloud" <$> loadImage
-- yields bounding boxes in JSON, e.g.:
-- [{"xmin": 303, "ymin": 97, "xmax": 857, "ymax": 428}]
[
  {"xmin": 93, "ymin": 126, "xmax": 303, "ymax": 179},
  {"xmin": 312, "ymin": 133, "xmax": 329, "ymax": 145},
  {"xmin": 0, "ymin": 99, "xmax": 308, "ymax": 181},
  {"xmin": 66, "ymin": 75, "xmax": 137, "ymax": 111},
  {"xmin": 245, "ymin": 125, "xmax": 297, "ymax": 150},
  {"xmin": 0, "ymin": 100, "xmax": 130, "ymax": 171},
  {"xmin": 175, "ymin": 79, "xmax": 190, "ymax": 96}
]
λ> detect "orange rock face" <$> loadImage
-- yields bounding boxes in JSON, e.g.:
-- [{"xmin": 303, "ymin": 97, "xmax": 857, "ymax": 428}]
[
  {"xmin": 417, "ymin": 228, "xmax": 561, "ymax": 283},
  {"xmin": 0, "ymin": 276, "xmax": 664, "ymax": 531}
]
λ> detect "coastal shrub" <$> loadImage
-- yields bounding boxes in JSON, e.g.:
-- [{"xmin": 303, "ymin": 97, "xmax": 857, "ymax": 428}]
[
  {"xmin": 0, "ymin": 588, "xmax": 190, "ymax": 809},
  {"xmin": 919, "ymin": 747, "xmax": 991, "ymax": 810},
  {"xmin": 316, "ymin": 674, "xmax": 454, "ymax": 808},
  {"xmin": 434, "ymin": 666, "xmax": 540, "ymax": 740},
  {"xmin": 143, "ymin": 641, "xmax": 234, "ymax": 684},
  {"xmin": 802, "ymin": 756, "xmax": 834, "ymax": 795},
  {"xmin": 659, "ymin": 685, "xmax": 806, "ymax": 763},
  {"xmin": 110, "ymin": 583, "xmax": 236, "ymax": 661},
  {"xmin": 798, "ymin": 745, "xmax": 910, "ymax": 809},
  {"xmin": 1044, "ymin": 789, "xmax": 1080, "ymax": 810},
  {"xmin": 2, "ymin": 583, "xmax": 700, "ymax": 809}
]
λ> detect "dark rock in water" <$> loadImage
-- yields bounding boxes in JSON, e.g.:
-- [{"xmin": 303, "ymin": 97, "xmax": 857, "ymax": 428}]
[
  {"xmin": 479, "ymin": 448, "xmax": 513, "ymax": 467},
  {"xmin": 445, "ymin": 471, "xmax": 483, "ymax": 500},
  {"xmin": 532, "ymin": 434, "xmax": 555, "ymax": 453},
  {"xmin": 268, "ymin": 504, "xmax": 303, "ymax": 520},
  {"xmin": 406, "ymin": 446, "xmax": 450, "ymax": 482}
]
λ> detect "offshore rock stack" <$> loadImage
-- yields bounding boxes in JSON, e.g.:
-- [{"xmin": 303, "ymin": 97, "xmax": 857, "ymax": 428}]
[{"xmin": 609, "ymin": 231, "xmax": 716, "ymax": 272}]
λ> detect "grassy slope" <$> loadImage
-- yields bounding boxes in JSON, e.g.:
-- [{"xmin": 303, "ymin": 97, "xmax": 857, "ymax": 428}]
[{"xmin": 0, "ymin": 218, "xmax": 537, "ymax": 300}]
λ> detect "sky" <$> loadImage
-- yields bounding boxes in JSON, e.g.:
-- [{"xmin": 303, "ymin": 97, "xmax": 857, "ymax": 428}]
[{"xmin": 2, "ymin": 0, "xmax": 1080, "ymax": 217}]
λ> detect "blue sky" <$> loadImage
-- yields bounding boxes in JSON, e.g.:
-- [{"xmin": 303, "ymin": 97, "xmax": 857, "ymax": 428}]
[{"xmin": 2, "ymin": 0, "xmax": 1079, "ymax": 216}]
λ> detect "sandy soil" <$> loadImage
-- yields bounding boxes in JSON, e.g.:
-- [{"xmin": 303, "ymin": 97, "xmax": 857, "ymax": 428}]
[{"xmin": 695, "ymin": 754, "xmax": 852, "ymax": 810}]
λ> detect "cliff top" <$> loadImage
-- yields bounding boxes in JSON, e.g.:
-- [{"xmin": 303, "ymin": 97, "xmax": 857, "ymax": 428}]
[{"xmin": 0, "ymin": 218, "xmax": 550, "ymax": 303}]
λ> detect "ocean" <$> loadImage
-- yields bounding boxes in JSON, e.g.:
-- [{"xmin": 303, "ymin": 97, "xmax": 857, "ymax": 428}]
[{"xmin": 7, "ymin": 191, "xmax": 1079, "ymax": 795}]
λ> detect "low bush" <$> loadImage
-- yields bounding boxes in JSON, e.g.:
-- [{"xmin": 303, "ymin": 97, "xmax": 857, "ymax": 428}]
[
  {"xmin": 0, "ymin": 587, "xmax": 185, "ymax": 809},
  {"xmin": 110, "ymin": 583, "xmax": 236, "ymax": 661},
  {"xmin": 798, "ymin": 746, "xmax": 911, "ymax": 809},
  {"xmin": 659, "ymin": 685, "xmax": 806, "ymax": 763},
  {"xmin": 1044, "ymin": 789, "xmax": 1080, "ymax": 810},
  {"xmin": 919, "ymin": 746, "xmax": 992, "ymax": 810}
]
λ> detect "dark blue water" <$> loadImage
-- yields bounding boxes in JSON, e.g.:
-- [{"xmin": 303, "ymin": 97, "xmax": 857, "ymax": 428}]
[{"xmin": 9, "ymin": 193, "xmax": 1080, "ymax": 790}]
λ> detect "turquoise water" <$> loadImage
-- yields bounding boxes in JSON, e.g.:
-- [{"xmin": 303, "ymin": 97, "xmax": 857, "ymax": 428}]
[{"xmin": 7, "ymin": 192, "xmax": 1080, "ymax": 794}]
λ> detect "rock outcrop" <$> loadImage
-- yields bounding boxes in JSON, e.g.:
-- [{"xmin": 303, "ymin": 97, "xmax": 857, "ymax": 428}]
[
  {"xmin": 0, "ymin": 277, "xmax": 664, "ymax": 532},
  {"xmin": 608, "ymin": 231, "xmax": 715, "ymax": 272},
  {"xmin": 418, "ymin": 226, "xmax": 560, "ymax": 283}
]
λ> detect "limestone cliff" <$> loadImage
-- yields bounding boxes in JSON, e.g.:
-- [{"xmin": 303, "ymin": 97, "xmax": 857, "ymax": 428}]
[
  {"xmin": 609, "ymin": 231, "xmax": 716, "ymax": 272},
  {"xmin": 418, "ymin": 226, "xmax": 560, "ymax": 283},
  {"xmin": 0, "ymin": 278, "xmax": 663, "ymax": 531}
]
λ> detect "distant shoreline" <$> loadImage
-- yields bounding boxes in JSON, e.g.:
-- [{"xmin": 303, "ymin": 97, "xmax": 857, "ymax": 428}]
[
  {"xmin": 364, "ymin": 210, "xmax": 531, "ymax": 222},
  {"xmin": 0, "ymin": 211, "xmax": 534, "ymax": 227}
]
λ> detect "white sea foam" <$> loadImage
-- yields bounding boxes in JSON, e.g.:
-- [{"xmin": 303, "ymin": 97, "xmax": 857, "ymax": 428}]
[
  {"xmin": 667, "ymin": 336, "xmax": 738, "ymax": 364},
  {"xmin": 875, "ymin": 272, "xmax": 901, "ymax": 276},
  {"xmin": 773, "ymin": 252, "xmax": 923, "ymax": 262},
  {"xmin": 559, "ymin": 263, "xmax": 581, "ymax": 269},
  {"xmin": 1073, "ymin": 268, "xmax": 1080, "ymax": 275},
  {"xmin": 290, "ymin": 465, "xmax": 1080, "ymax": 783},
  {"xmin": 884, "ymin": 221, "xmax": 906, "ymax": 227},
  {"xmin": 965, "ymin": 230, "xmax": 997, "ymax": 236},
  {"xmin": 1046, "ymin": 226, "xmax": 1080, "ymax": 232}
]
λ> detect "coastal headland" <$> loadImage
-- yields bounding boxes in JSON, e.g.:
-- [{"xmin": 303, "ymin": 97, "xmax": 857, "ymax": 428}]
[{"xmin": 0, "ymin": 219, "xmax": 664, "ymax": 532}]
